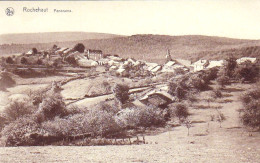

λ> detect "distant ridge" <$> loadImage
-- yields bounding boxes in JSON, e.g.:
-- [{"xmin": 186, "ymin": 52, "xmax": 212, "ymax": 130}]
[
  {"xmin": 1, "ymin": 33, "xmax": 260, "ymax": 63},
  {"xmin": 0, "ymin": 32, "xmax": 124, "ymax": 45}
]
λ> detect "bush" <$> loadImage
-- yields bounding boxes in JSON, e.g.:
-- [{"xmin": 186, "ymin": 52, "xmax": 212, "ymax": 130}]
[
  {"xmin": 205, "ymin": 67, "xmax": 219, "ymax": 81},
  {"xmin": 115, "ymin": 107, "xmax": 165, "ymax": 129},
  {"xmin": 234, "ymin": 61, "xmax": 259, "ymax": 83},
  {"xmin": 112, "ymin": 84, "xmax": 129, "ymax": 105},
  {"xmin": 32, "ymin": 48, "xmax": 38, "ymax": 54},
  {"xmin": 211, "ymin": 88, "xmax": 223, "ymax": 98},
  {"xmin": 73, "ymin": 43, "xmax": 85, "ymax": 53},
  {"xmin": 0, "ymin": 114, "xmax": 7, "ymax": 131},
  {"xmin": 95, "ymin": 102, "xmax": 120, "ymax": 115},
  {"xmin": 42, "ymin": 117, "xmax": 72, "ymax": 137},
  {"xmin": 35, "ymin": 93, "xmax": 68, "ymax": 123},
  {"xmin": 28, "ymin": 89, "xmax": 47, "ymax": 106},
  {"xmin": 101, "ymin": 81, "xmax": 112, "ymax": 94},
  {"xmin": 1, "ymin": 117, "xmax": 45, "ymax": 146},
  {"xmin": 6, "ymin": 57, "xmax": 14, "ymax": 64},
  {"xmin": 36, "ymin": 59, "xmax": 43, "ymax": 65},
  {"xmin": 65, "ymin": 56, "xmax": 77, "ymax": 66},
  {"xmin": 217, "ymin": 69, "xmax": 230, "ymax": 87},
  {"xmin": 0, "ymin": 71, "xmax": 16, "ymax": 90},
  {"xmin": 3, "ymin": 100, "xmax": 35, "ymax": 122},
  {"xmin": 169, "ymin": 103, "xmax": 189, "ymax": 122},
  {"xmin": 240, "ymin": 88, "xmax": 260, "ymax": 129},
  {"xmin": 86, "ymin": 109, "xmax": 120, "ymax": 137},
  {"xmin": 224, "ymin": 56, "xmax": 237, "ymax": 78},
  {"xmin": 12, "ymin": 68, "xmax": 44, "ymax": 78},
  {"xmin": 168, "ymin": 77, "xmax": 188, "ymax": 100},
  {"xmin": 20, "ymin": 57, "xmax": 28, "ymax": 64},
  {"xmin": 188, "ymin": 74, "xmax": 209, "ymax": 91}
]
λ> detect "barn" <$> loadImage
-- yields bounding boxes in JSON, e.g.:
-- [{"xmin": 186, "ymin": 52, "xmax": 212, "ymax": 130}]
[{"xmin": 85, "ymin": 49, "xmax": 103, "ymax": 60}]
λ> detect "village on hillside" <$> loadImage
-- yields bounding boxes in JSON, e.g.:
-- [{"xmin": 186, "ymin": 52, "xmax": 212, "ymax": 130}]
[
  {"xmin": 1, "ymin": 43, "xmax": 258, "ymax": 75},
  {"xmin": 0, "ymin": 43, "xmax": 259, "ymax": 112},
  {"xmin": 0, "ymin": 42, "xmax": 259, "ymax": 158}
]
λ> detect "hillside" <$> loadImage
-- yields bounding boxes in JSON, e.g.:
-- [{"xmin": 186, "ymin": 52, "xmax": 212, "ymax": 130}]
[
  {"xmin": 1, "ymin": 34, "xmax": 260, "ymax": 63},
  {"xmin": 0, "ymin": 32, "xmax": 123, "ymax": 45}
]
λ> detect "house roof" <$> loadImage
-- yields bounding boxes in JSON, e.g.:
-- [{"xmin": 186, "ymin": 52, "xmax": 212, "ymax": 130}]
[
  {"xmin": 165, "ymin": 61, "xmax": 176, "ymax": 67},
  {"xmin": 86, "ymin": 49, "xmax": 102, "ymax": 54},
  {"xmin": 207, "ymin": 60, "xmax": 224, "ymax": 68},
  {"xmin": 141, "ymin": 90, "xmax": 175, "ymax": 102},
  {"xmin": 78, "ymin": 59, "xmax": 97, "ymax": 67},
  {"xmin": 117, "ymin": 68, "xmax": 126, "ymax": 73},
  {"xmin": 151, "ymin": 65, "xmax": 162, "ymax": 72},
  {"xmin": 175, "ymin": 59, "xmax": 192, "ymax": 67},
  {"xmin": 141, "ymin": 93, "xmax": 173, "ymax": 107},
  {"xmin": 26, "ymin": 50, "xmax": 33, "ymax": 55},
  {"xmin": 63, "ymin": 48, "xmax": 73, "ymax": 54},
  {"xmin": 192, "ymin": 59, "xmax": 208, "ymax": 66},
  {"xmin": 122, "ymin": 100, "xmax": 147, "ymax": 109},
  {"xmin": 56, "ymin": 47, "xmax": 69, "ymax": 53},
  {"xmin": 236, "ymin": 57, "xmax": 257, "ymax": 64}
]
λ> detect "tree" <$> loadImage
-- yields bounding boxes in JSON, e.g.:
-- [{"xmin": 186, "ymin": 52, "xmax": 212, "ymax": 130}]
[
  {"xmin": 168, "ymin": 77, "xmax": 188, "ymax": 101},
  {"xmin": 73, "ymin": 43, "xmax": 85, "ymax": 53},
  {"xmin": 35, "ymin": 92, "xmax": 68, "ymax": 123},
  {"xmin": 217, "ymin": 68, "xmax": 230, "ymax": 87},
  {"xmin": 65, "ymin": 56, "xmax": 77, "ymax": 66},
  {"xmin": 52, "ymin": 44, "xmax": 58, "ymax": 50},
  {"xmin": 171, "ymin": 103, "xmax": 189, "ymax": 122},
  {"xmin": 3, "ymin": 100, "xmax": 35, "ymax": 122},
  {"xmin": 0, "ymin": 71, "xmax": 16, "ymax": 90},
  {"xmin": 36, "ymin": 59, "xmax": 43, "ymax": 65},
  {"xmin": 240, "ymin": 87, "xmax": 260, "ymax": 129},
  {"xmin": 234, "ymin": 61, "xmax": 259, "ymax": 83},
  {"xmin": 32, "ymin": 48, "xmax": 38, "ymax": 55},
  {"xmin": 21, "ymin": 57, "xmax": 28, "ymax": 64},
  {"xmin": 112, "ymin": 84, "xmax": 129, "ymax": 106},
  {"xmin": 224, "ymin": 56, "xmax": 237, "ymax": 78},
  {"xmin": 6, "ymin": 57, "xmax": 14, "ymax": 64}
]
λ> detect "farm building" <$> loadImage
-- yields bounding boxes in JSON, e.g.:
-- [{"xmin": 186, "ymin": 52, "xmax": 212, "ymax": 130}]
[
  {"xmin": 175, "ymin": 59, "xmax": 192, "ymax": 67},
  {"xmin": 236, "ymin": 57, "xmax": 257, "ymax": 64},
  {"xmin": 25, "ymin": 50, "xmax": 34, "ymax": 55},
  {"xmin": 55, "ymin": 47, "xmax": 69, "ymax": 56},
  {"xmin": 85, "ymin": 49, "xmax": 103, "ymax": 60},
  {"xmin": 150, "ymin": 65, "xmax": 162, "ymax": 73},
  {"xmin": 207, "ymin": 60, "xmax": 224, "ymax": 69},
  {"xmin": 192, "ymin": 59, "xmax": 209, "ymax": 72},
  {"xmin": 165, "ymin": 61, "xmax": 175, "ymax": 67},
  {"xmin": 140, "ymin": 90, "xmax": 175, "ymax": 109},
  {"xmin": 106, "ymin": 55, "xmax": 123, "ymax": 62},
  {"xmin": 108, "ymin": 60, "xmax": 121, "ymax": 67},
  {"xmin": 121, "ymin": 99, "xmax": 147, "ymax": 109},
  {"xmin": 63, "ymin": 48, "xmax": 74, "ymax": 56},
  {"xmin": 78, "ymin": 58, "xmax": 98, "ymax": 67},
  {"xmin": 144, "ymin": 62, "xmax": 159, "ymax": 71}
]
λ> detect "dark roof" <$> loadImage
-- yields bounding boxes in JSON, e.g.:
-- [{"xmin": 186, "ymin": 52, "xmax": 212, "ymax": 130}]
[{"xmin": 141, "ymin": 93, "xmax": 172, "ymax": 108}]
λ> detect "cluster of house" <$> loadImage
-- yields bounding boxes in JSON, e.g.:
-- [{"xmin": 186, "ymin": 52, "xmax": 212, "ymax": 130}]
[
  {"xmin": 24, "ymin": 46, "xmax": 258, "ymax": 76},
  {"xmin": 119, "ymin": 56, "xmax": 258, "ymax": 111},
  {"xmin": 192, "ymin": 57, "xmax": 257, "ymax": 72}
]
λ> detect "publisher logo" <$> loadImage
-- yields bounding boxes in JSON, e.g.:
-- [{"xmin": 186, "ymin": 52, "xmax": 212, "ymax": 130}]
[{"xmin": 6, "ymin": 7, "xmax": 14, "ymax": 16}]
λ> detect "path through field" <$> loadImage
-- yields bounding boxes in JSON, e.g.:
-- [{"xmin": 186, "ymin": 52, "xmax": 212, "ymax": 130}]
[{"xmin": 0, "ymin": 83, "xmax": 259, "ymax": 162}]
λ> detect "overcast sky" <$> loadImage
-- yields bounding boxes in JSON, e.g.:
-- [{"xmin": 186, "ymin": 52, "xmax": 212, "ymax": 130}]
[{"xmin": 1, "ymin": 0, "xmax": 260, "ymax": 39}]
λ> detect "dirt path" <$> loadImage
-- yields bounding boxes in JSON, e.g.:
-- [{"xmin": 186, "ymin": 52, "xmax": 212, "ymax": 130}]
[{"xmin": 0, "ymin": 83, "xmax": 259, "ymax": 162}]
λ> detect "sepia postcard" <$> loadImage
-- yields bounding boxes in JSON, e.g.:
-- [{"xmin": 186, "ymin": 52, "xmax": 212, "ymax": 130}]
[{"xmin": 0, "ymin": 0, "xmax": 259, "ymax": 162}]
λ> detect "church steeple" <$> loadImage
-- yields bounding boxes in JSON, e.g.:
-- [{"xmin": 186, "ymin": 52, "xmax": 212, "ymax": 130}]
[{"xmin": 166, "ymin": 49, "xmax": 172, "ymax": 62}]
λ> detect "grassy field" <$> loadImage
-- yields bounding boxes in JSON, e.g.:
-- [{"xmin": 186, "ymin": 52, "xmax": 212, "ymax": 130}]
[{"xmin": 0, "ymin": 83, "xmax": 259, "ymax": 163}]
